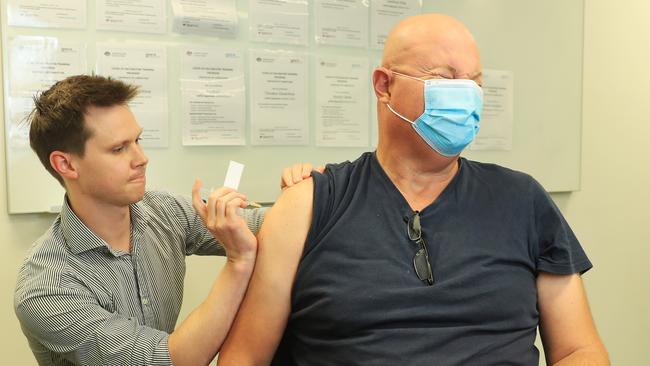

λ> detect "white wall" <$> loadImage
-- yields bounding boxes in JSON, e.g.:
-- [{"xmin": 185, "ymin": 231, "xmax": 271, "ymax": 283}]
[
  {"xmin": 2, "ymin": 1, "xmax": 650, "ymax": 364},
  {"xmin": 565, "ymin": 0, "xmax": 650, "ymax": 363}
]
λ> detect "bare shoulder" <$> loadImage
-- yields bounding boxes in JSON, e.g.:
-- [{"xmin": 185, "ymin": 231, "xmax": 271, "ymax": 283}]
[
  {"xmin": 269, "ymin": 178, "xmax": 314, "ymax": 215},
  {"xmin": 258, "ymin": 178, "xmax": 314, "ymax": 247}
]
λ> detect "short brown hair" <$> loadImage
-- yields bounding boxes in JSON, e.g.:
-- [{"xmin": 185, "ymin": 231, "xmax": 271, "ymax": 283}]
[{"xmin": 28, "ymin": 75, "xmax": 139, "ymax": 185}]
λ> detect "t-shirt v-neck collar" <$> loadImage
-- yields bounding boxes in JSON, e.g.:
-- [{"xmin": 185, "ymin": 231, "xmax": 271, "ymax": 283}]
[{"xmin": 370, "ymin": 151, "xmax": 465, "ymax": 216}]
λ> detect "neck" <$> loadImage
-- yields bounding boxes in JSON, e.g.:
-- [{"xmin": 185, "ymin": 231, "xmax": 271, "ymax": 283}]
[
  {"xmin": 376, "ymin": 143, "xmax": 459, "ymax": 211},
  {"xmin": 66, "ymin": 190, "xmax": 132, "ymax": 253}
]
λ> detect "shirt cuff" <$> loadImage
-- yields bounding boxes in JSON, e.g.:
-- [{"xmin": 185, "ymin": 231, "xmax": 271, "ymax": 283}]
[{"xmin": 151, "ymin": 334, "xmax": 173, "ymax": 365}]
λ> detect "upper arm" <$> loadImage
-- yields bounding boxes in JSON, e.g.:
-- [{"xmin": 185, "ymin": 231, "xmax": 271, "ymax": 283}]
[
  {"xmin": 218, "ymin": 179, "xmax": 314, "ymax": 366},
  {"xmin": 15, "ymin": 285, "xmax": 171, "ymax": 365},
  {"xmin": 537, "ymin": 272, "xmax": 607, "ymax": 365}
]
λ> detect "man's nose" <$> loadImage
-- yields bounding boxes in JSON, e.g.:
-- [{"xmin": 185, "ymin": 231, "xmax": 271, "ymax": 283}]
[{"xmin": 132, "ymin": 143, "xmax": 149, "ymax": 167}]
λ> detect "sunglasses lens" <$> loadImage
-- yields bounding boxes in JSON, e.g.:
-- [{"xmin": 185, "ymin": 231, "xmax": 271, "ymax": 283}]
[
  {"xmin": 413, "ymin": 248, "xmax": 431, "ymax": 281},
  {"xmin": 407, "ymin": 212, "xmax": 433, "ymax": 285},
  {"xmin": 408, "ymin": 215, "xmax": 421, "ymax": 241}
]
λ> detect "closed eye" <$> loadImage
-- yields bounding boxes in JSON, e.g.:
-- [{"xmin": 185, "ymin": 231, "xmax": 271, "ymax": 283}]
[
  {"xmin": 427, "ymin": 73, "xmax": 452, "ymax": 80},
  {"xmin": 111, "ymin": 130, "xmax": 143, "ymax": 152}
]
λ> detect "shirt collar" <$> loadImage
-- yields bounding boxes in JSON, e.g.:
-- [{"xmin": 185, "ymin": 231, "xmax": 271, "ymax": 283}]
[
  {"xmin": 60, "ymin": 196, "xmax": 108, "ymax": 254},
  {"xmin": 60, "ymin": 196, "xmax": 150, "ymax": 255},
  {"xmin": 129, "ymin": 198, "xmax": 150, "ymax": 249}
]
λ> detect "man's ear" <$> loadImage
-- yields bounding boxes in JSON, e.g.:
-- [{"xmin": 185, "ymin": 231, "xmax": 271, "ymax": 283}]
[
  {"xmin": 50, "ymin": 151, "xmax": 79, "ymax": 181},
  {"xmin": 373, "ymin": 67, "xmax": 392, "ymax": 104}
]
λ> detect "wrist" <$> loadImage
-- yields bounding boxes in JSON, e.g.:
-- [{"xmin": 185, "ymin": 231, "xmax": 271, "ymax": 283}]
[{"xmin": 225, "ymin": 253, "xmax": 256, "ymax": 273}]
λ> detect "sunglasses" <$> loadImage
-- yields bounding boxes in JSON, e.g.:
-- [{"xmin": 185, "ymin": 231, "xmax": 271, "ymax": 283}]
[{"xmin": 406, "ymin": 211, "xmax": 434, "ymax": 285}]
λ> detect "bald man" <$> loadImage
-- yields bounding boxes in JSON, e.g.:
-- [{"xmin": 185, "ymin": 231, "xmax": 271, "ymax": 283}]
[{"xmin": 217, "ymin": 14, "xmax": 609, "ymax": 366}]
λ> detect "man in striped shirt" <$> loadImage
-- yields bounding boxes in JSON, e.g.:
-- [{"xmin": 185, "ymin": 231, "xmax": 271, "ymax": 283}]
[{"xmin": 14, "ymin": 75, "xmax": 310, "ymax": 366}]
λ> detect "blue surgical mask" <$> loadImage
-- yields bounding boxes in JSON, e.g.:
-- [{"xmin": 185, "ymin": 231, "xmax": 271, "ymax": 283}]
[{"xmin": 386, "ymin": 71, "xmax": 483, "ymax": 157}]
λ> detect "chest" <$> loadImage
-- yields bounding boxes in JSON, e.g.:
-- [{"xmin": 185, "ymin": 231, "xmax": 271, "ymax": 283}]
[
  {"xmin": 71, "ymin": 229, "xmax": 186, "ymax": 331},
  {"xmin": 292, "ymin": 195, "xmax": 539, "ymax": 336}
]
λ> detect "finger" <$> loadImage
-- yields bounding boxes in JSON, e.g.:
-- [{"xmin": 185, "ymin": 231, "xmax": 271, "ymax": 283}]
[
  {"xmin": 216, "ymin": 191, "xmax": 247, "ymax": 225},
  {"xmin": 211, "ymin": 189, "xmax": 246, "ymax": 215},
  {"xmin": 210, "ymin": 186, "xmax": 237, "ymax": 200},
  {"xmin": 224, "ymin": 196, "xmax": 246, "ymax": 221},
  {"xmin": 207, "ymin": 187, "xmax": 238, "ymax": 226},
  {"xmin": 281, "ymin": 167, "xmax": 293, "ymax": 189},
  {"xmin": 316, "ymin": 165, "xmax": 325, "ymax": 174},
  {"xmin": 301, "ymin": 163, "xmax": 314, "ymax": 178},
  {"xmin": 291, "ymin": 164, "xmax": 303, "ymax": 184},
  {"xmin": 206, "ymin": 188, "xmax": 218, "ymax": 229},
  {"xmin": 191, "ymin": 178, "xmax": 207, "ymax": 222}
]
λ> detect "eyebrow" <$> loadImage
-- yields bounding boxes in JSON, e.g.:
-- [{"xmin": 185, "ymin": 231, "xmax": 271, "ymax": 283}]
[
  {"xmin": 441, "ymin": 65, "xmax": 457, "ymax": 74},
  {"xmin": 430, "ymin": 66, "xmax": 482, "ymax": 80},
  {"xmin": 110, "ymin": 129, "xmax": 144, "ymax": 147}
]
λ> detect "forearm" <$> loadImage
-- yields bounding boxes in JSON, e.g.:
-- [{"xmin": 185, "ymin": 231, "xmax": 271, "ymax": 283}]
[
  {"xmin": 218, "ymin": 181, "xmax": 313, "ymax": 366},
  {"xmin": 217, "ymin": 272, "xmax": 292, "ymax": 366},
  {"xmin": 169, "ymin": 259, "xmax": 254, "ymax": 366},
  {"xmin": 551, "ymin": 344, "xmax": 610, "ymax": 366}
]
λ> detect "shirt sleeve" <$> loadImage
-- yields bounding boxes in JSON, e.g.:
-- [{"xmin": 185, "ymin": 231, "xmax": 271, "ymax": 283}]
[
  {"xmin": 15, "ymin": 278, "xmax": 172, "ymax": 366},
  {"xmin": 530, "ymin": 180, "xmax": 593, "ymax": 275},
  {"xmin": 160, "ymin": 192, "xmax": 267, "ymax": 256}
]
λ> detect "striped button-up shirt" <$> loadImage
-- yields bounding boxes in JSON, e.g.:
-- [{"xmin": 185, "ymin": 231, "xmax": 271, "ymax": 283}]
[{"xmin": 14, "ymin": 191, "xmax": 266, "ymax": 366}]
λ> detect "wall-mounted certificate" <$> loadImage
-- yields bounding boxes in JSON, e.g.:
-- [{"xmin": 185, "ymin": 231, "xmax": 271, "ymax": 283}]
[
  {"xmin": 96, "ymin": 0, "xmax": 167, "ymax": 34},
  {"xmin": 96, "ymin": 44, "xmax": 169, "ymax": 147},
  {"xmin": 7, "ymin": 0, "xmax": 87, "ymax": 28},
  {"xmin": 315, "ymin": 56, "xmax": 370, "ymax": 147},
  {"xmin": 249, "ymin": 0, "xmax": 308, "ymax": 45},
  {"xmin": 314, "ymin": 0, "xmax": 368, "ymax": 48},
  {"xmin": 180, "ymin": 46, "xmax": 246, "ymax": 146},
  {"xmin": 249, "ymin": 50, "xmax": 308, "ymax": 145},
  {"xmin": 171, "ymin": 0, "xmax": 238, "ymax": 37}
]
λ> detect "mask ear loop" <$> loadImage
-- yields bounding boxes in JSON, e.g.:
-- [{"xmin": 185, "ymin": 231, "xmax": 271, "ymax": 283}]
[
  {"xmin": 391, "ymin": 70, "xmax": 426, "ymax": 83},
  {"xmin": 386, "ymin": 103, "xmax": 416, "ymax": 125},
  {"xmin": 386, "ymin": 73, "xmax": 482, "ymax": 122},
  {"xmin": 384, "ymin": 69, "xmax": 422, "ymax": 125}
]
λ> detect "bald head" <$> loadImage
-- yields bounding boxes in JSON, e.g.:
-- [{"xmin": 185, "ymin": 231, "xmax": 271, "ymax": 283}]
[
  {"xmin": 382, "ymin": 13, "xmax": 481, "ymax": 79},
  {"xmin": 372, "ymin": 14, "xmax": 482, "ymax": 161}
]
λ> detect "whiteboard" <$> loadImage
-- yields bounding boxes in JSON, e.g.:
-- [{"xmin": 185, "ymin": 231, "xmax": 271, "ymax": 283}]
[
  {"xmin": 1, "ymin": 0, "xmax": 584, "ymax": 214},
  {"xmin": 435, "ymin": 0, "xmax": 584, "ymax": 194}
]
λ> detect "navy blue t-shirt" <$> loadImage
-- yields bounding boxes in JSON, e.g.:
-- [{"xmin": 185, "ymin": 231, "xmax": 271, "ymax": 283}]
[{"xmin": 273, "ymin": 152, "xmax": 592, "ymax": 366}]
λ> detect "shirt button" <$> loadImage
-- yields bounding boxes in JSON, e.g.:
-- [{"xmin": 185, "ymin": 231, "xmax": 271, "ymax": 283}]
[{"xmin": 142, "ymin": 298, "xmax": 149, "ymax": 305}]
